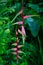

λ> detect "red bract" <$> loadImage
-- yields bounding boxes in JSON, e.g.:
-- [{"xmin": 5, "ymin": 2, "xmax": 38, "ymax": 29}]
[
  {"xmin": 11, "ymin": 48, "xmax": 17, "ymax": 51},
  {"xmin": 18, "ymin": 45, "xmax": 23, "ymax": 48},
  {"xmin": 13, "ymin": 21, "xmax": 23, "ymax": 25},
  {"xmin": 19, "ymin": 9, "xmax": 23, "ymax": 15},
  {"xmin": 23, "ymin": 15, "xmax": 30, "ymax": 19},
  {"xmin": 22, "ymin": 25, "xmax": 26, "ymax": 36},
  {"xmin": 23, "ymin": 15, "xmax": 39, "ymax": 19},
  {"xmin": 18, "ymin": 29, "xmax": 23, "ymax": 35}
]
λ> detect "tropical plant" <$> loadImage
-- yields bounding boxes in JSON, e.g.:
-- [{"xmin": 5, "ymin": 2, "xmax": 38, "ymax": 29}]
[{"xmin": 0, "ymin": 0, "xmax": 43, "ymax": 65}]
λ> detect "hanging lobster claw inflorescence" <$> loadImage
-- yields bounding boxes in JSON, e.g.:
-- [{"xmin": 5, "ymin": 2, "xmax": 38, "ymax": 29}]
[{"xmin": 11, "ymin": 31, "xmax": 24, "ymax": 63}]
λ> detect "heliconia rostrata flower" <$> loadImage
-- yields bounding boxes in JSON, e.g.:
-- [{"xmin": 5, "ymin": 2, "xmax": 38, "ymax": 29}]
[{"xmin": 11, "ymin": 7, "xmax": 38, "ymax": 63}]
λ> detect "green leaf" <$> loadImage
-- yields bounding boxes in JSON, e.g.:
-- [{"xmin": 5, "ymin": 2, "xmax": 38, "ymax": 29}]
[
  {"xmin": 28, "ymin": 44, "xmax": 37, "ymax": 53},
  {"xmin": 25, "ymin": 17, "xmax": 40, "ymax": 37},
  {"xmin": 0, "ymin": 57, "xmax": 3, "ymax": 65},
  {"xmin": 0, "ymin": 45, "xmax": 6, "ymax": 54},
  {"xmin": 20, "ymin": 61, "xmax": 27, "ymax": 65},
  {"xmin": 27, "ymin": 3, "xmax": 39, "ymax": 13},
  {"xmin": 11, "ymin": 62, "xmax": 16, "ymax": 65}
]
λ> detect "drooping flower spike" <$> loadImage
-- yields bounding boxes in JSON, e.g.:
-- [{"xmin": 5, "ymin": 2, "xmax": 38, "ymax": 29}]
[
  {"xmin": 11, "ymin": 1, "xmax": 39, "ymax": 63},
  {"xmin": 11, "ymin": 31, "xmax": 24, "ymax": 62}
]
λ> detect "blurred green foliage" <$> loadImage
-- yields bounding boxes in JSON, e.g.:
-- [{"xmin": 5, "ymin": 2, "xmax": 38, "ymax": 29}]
[{"xmin": 0, "ymin": 0, "xmax": 43, "ymax": 65}]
